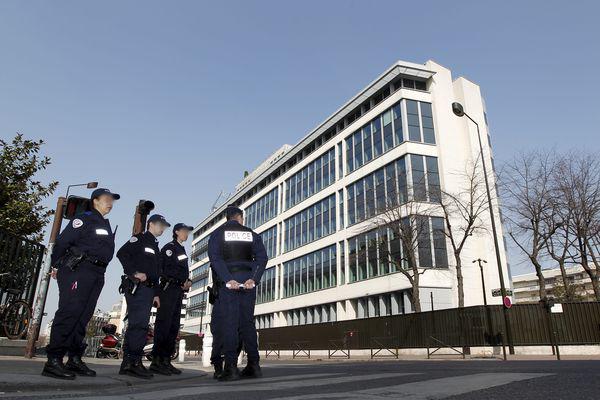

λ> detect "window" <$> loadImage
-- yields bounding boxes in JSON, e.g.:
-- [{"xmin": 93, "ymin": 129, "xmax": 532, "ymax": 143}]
[
  {"xmin": 256, "ymin": 267, "xmax": 276, "ymax": 304},
  {"xmin": 284, "ymin": 194, "xmax": 336, "ymax": 251},
  {"xmin": 284, "ymin": 302, "xmax": 336, "ymax": 326},
  {"xmin": 285, "ymin": 148, "xmax": 336, "ymax": 209},
  {"xmin": 283, "ymin": 244, "xmax": 336, "ymax": 297},
  {"xmin": 344, "ymin": 99, "xmax": 436, "ymax": 174},
  {"xmin": 259, "ymin": 225, "xmax": 277, "ymax": 259},
  {"xmin": 245, "ymin": 187, "xmax": 279, "ymax": 229}
]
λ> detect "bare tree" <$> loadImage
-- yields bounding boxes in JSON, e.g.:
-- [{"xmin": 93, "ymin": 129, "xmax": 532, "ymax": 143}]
[
  {"xmin": 501, "ymin": 151, "xmax": 562, "ymax": 300},
  {"xmin": 554, "ymin": 153, "xmax": 600, "ymax": 300},
  {"xmin": 364, "ymin": 199, "xmax": 436, "ymax": 313},
  {"xmin": 438, "ymin": 156, "xmax": 489, "ymax": 307},
  {"xmin": 544, "ymin": 207, "xmax": 578, "ymax": 300}
]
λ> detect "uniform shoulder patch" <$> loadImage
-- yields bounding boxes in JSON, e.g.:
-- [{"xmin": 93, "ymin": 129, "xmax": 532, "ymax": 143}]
[
  {"xmin": 166, "ymin": 249, "xmax": 173, "ymax": 257},
  {"xmin": 129, "ymin": 236, "xmax": 138, "ymax": 243},
  {"xmin": 72, "ymin": 219, "xmax": 84, "ymax": 229}
]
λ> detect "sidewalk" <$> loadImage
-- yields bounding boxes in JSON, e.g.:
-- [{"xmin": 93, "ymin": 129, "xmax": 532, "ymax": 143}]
[{"xmin": 0, "ymin": 356, "xmax": 208, "ymax": 395}]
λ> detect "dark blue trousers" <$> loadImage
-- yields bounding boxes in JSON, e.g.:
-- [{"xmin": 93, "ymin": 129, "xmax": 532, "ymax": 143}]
[
  {"xmin": 152, "ymin": 287, "xmax": 183, "ymax": 358},
  {"xmin": 46, "ymin": 263, "xmax": 104, "ymax": 358},
  {"xmin": 123, "ymin": 285, "xmax": 154, "ymax": 361},
  {"xmin": 216, "ymin": 286, "xmax": 258, "ymax": 364}
]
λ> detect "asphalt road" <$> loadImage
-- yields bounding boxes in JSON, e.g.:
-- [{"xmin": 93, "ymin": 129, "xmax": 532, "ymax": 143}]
[{"xmin": 0, "ymin": 357, "xmax": 598, "ymax": 399}]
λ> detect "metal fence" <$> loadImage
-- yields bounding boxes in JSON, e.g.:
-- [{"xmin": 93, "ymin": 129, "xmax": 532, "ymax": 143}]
[
  {"xmin": 0, "ymin": 229, "xmax": 45, "ymax": 308},
  {"xmin": 257, "ymin": 302, "xmax": 600, "ymax": 353}
]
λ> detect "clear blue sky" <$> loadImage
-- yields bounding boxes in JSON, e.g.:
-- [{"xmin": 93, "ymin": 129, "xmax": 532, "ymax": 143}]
[{"xmin": 1, "ymin": 1, "xmax": 599, "ymax": 321}]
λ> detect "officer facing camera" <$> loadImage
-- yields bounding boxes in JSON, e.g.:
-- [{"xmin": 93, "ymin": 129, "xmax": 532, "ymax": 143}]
[
  {"xmin": 208, "ymin": 205, "xmax": 268, "ymax": 381},
  {"xmin": 149, "ymin": 222, "xmax": 193, "ymax": 376},
  {"xmin": 117, "ymin": 214, "xmax": 170, "ymax": 379},
  {"xmin": 43, "ymin": 188, "xmax": 120, "ymax": 380}
]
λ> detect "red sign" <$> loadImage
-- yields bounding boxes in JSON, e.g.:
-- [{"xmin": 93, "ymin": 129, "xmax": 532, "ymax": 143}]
[{"xmin": 503, "ymin": 296, "xmax": 512, "ymax": 309}]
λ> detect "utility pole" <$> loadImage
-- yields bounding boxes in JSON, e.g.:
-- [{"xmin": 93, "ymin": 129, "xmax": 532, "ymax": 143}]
[
  {"xmin": 474, "ymin": 258, "xmax": 488, "ymax": 306},
  {"xmin": 25, "ymin": 197, "xmax": 65, "ymax": 358}
]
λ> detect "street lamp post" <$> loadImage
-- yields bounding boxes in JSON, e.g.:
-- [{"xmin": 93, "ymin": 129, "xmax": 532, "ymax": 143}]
[
  {"xmin": 473, "ymin": 258, "xmax": 488, "ymax": 306},
  {"xmin": 452, "ymin": 102, "xmax": 514, "ymax": 354},
  {"xmin": 65, "ymin": 181, "xmax": 98, "ymax": 199}
]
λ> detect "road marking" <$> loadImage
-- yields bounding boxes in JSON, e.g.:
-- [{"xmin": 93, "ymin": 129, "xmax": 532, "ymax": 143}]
[
  {"xmin": 267, "ymin": 373, "xmax": 553, "ymax": 399},
  {"xmin": 70, "ymin": 372, "xmax": 417, "ymax": 400}
]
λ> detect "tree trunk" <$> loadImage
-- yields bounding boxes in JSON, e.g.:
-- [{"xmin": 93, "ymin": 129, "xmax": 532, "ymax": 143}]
[
  {"xmin": 531, "ymin": 256, "xmax": 547, "ymax": 300},
  {"xmin": 455, "ymin": 252, "xmax": 464, "ymax": 307},
  {"xmin": 557, "ymin": 261, "xmax": 572, "ymax": 301}
]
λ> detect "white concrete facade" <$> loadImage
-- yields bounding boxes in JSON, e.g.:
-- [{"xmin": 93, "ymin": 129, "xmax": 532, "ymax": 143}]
[{"xmin": 183, "ymin": 59, "xmax": 512, "ymax": 335}]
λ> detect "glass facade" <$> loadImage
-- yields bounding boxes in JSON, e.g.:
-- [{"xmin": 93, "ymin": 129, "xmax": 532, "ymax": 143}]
[
  {"xmin": 190, "ymin": 262, "xmax": 209, "ymax": 291},
  {"xmin": 411, "ymin": 155, "xmax": 441, "ymax": 202},
  {"xmin": 284, "ymin": 194, "xmax": 336, "ymax": 252},
  {"xmin": 345, "ymin": 100, "xmax": 435, "ymax": 174},
  {"xmin": 186, "ymin": 291, "xmax": 207, "ymax": 318},
  {"xmin": 255, "ymin": 313, "xmax": 275, "ymax": 329},
  {"xmin": 285, "ymin": 302, "xmax": 337, "ymax": 326},
  {"xmin": 347, "ymin": 156, "xmax": 408, "ymax": 225},
  {"xmin": 285, "ymin": 148, "xmax": 336, "ymax": 209},
  {"xmin": 283, "ymin": 244, "xmax": 337, "ymax": 298},
  {"xmin": 260, "ymin": 225, "xmax": 277, "ymax": 259},
  {"xmin": 245, "ymin": 187, "xmax": 279, "ymax": 230},
  {"xmin": 191, "ymin": 235, "xmax": 210, "ymax": 263},
  {"xmin": 348, "ymin": 217, "xmax": 448, "ymax": 283},
  {"xmin": 256, "ymin": 266, "xmax": 276, "ymax": 304}
]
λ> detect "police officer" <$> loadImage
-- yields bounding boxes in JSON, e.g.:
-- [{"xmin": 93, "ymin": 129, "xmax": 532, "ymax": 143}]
[
  {"xmin": 149, "ymin": 223, "xmax": 193, "ymax": 376},
  {"xmin": 208, "ymin": 205, "xmax": 268, "ymax": 381},
  {"xmin": 116, "ymin": 214, "xmax": 170, "ymax": 379},
  {"xmin": 43, "ymin": 188, "xmax": 120, "ymax": 380}
]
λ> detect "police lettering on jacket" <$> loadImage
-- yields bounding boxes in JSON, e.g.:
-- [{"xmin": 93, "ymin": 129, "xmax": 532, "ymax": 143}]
[
  {"xmin": 116, "ymin": 231, "xmax": 161, "ymax": 286},
  {"xmin": 160, "ymin": 240, "xmax": 190, "ymax": 283},
  {"xmin": 51, "ymin": 209, "xmax": 115, "ymax": 267},
  {"xmin": 207, "ymin": 220, "xmax": 268, "ymax": 284}
]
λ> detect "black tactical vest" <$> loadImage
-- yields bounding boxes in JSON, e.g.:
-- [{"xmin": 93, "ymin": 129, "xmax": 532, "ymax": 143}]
[{"xmin": 222, "ymin": 224, "xmax": 254, "ymax": 263}]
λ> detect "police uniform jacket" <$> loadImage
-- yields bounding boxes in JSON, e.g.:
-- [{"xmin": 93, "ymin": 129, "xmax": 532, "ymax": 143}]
[
  {"xmin": 160, "ymin": 240, "xmax": 190, "ymax": 285},
  {"xmin": 116, "ymin": 231, "xmax": 161, "ymax": 292},
  {"xmin": 51, "ymin": 209, "xmax": 115, "ymax": 268},
  {"xmin": 207, "ymin": 220, "xmax": 268, "ymax": 285}
]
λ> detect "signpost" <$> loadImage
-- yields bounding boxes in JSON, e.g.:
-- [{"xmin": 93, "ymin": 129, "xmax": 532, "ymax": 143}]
[
  {"xmin": 503, "ymin": 296, "xmax": 512, "ymax": 309},
  {"xmin": 492, "ymin": 288, "xmax": 513, "ymax": 297}
]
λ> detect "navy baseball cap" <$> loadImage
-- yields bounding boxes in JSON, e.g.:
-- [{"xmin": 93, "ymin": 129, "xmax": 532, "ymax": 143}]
[
  {"xmin": 147, "ymin": 214, "xmax": 171, "ymax": 227},
  {"xmin": 225, "ymin": 205, "xmax": 243, "ymax": 219},
  {"xmin": 173, "ymin": 223, "xmax": 193, "ymax": 233},
  {"xmin": 91, "ymin": 188, "xmax": 120, "ymax": 200}
]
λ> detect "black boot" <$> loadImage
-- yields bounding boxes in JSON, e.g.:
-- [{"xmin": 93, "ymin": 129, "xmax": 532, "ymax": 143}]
[
  {"xmin": 42, "ymin": 357, "xmax": 76, "ymax": 380},
  {"xmin": 164, "ymin": 357, "xmax": 182, "ymax": 375},
  {"xmin": 65, "ymin": 355, "xmax": 96, "ymax": 377},
  {"xmin": 218, "ymin": 361, "xmax": 240, "ymax": 382},
  {"xmin": 241, "ymin": 361, "xmax": 263, "ymax": 379},
  {"xmin": 150, "ymin": 356, "xmax": 172, "ymax": 375},
  {"xmin": 120, "ymin": 358, "xmax": 153, "ymax": 379},
  {"xmin": 212, "ymin": 361, "xmax": 223, "ymax": 380}
]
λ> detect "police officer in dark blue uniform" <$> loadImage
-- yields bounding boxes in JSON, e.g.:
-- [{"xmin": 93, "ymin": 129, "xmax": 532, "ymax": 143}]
[
  {"xmin": 208, "ymin": 205, "xmax": 268, "ymax": 381},
  {"xmin": 150, "ymin": 223, "xmax": 193, "ymax": 376},
  {"xmin": 43, "ymin": 188, "xmax": 120, "ymax": 380},
  {"xmin": 116, "ymin": 214, "xmax": 170, "ymax": 379}
]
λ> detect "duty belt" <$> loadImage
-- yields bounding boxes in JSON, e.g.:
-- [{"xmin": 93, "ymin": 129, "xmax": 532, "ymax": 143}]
[
  {"xmin": 227, "ymin": 265, "xmax": 252, "ymax": 273},
  {"xmin": 85, "ymin": 256, "xmax": 108, "ymax": 268}
]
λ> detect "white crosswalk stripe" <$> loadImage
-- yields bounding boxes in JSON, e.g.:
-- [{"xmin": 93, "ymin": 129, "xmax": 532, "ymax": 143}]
[{"xmin": 267, "ymin": 373, "xmax": 553, "ymax": 400}]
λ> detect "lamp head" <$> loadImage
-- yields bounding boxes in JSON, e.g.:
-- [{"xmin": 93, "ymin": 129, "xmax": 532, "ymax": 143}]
[
  {"xmin": 452, "ymin": 102, "xmax": 465, "ymax": 117},
  {"xmin": 87, "ymin": 181, "xmax": 99, "ymax": 189}
]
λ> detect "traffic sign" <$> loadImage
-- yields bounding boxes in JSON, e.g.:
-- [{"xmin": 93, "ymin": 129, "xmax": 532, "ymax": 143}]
[
  {"xmin": 503, "ymin": 296, "xmax": 512, "ymax": 309},
  {"xmin": 492, "ymin": 288, "xmax": 513, "ymax": 297}
]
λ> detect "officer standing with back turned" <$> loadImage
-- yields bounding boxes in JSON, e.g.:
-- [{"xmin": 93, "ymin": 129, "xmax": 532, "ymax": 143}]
[
  {"xmin": 116, "ymin": 214, "xmax": 170, "ymax": 379},
  {"xmin": 43, "ymin": 188, "xmax": 120, "ymax": 380},
  {"xmin": 208, "ymin": 205, "xmax": 268, "ymax": 381},
  {"xmin": 150, "ymin": 222, "xmax": 193, "ymax": 376}
]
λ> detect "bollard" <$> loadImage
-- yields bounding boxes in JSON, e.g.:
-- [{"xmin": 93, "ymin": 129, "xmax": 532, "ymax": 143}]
[
  {"xmin": 178, "ymin": 339, "xmax": 186, "ymax": 363},
  {"xmin": 202, "ymin": 330, "xmax": 213, "ymax": 367}
]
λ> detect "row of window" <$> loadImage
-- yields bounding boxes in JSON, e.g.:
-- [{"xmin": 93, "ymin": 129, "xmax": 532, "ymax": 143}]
[
  {"xmin": 260, "ymin": 225, "xmax": 278, "ymax": 259},
  {"xmin": 348, "ymin": 216, "xmax": 448, "ymax": 283},
  {"xmin": 345, "ymin": 100, "xmax": 435, "ymax": 174},
  {"xmin": 283, "ymin": 244, "xmax": 337, "ymax": 298},
  {"xmin": 191, "ymin": 235, "xmax": 210, "ymax": 263},
  {"xmin": 355, "ymin": 291, "xmax": 407, "ymax": 318},
  {"xmin": 256, "ymin": 267, "xmax": 277, "ymax": 304},
  {"xmin": 284, "ymin": 194, "xmax": 336, "ymax": 252},
  {"xmin": 347, "ymin": 157, "xmax": 407, "ymax": 225},
  {"xmin": 285, "ymin": 148, "xmax": 336, "ymax": 209},
  {"xmin": 186, "ymin": 291, "xmax": 207, "ymax": 318},
  {"xmin": 255, "ymin": 313, "xmax": 275, "ymax": 329},
  {"xmin": 285, "ymin": 302, "xmax": 337, "ymax": 326},
  {"xmin": 245, "ymin": 187, "xmax": 279, "ymax": 230}
]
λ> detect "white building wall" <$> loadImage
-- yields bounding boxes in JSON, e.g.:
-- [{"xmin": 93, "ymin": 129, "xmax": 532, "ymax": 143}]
[{"xmin": 183, "ymin": 59, "xmax": 511, "ymax": 334}]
